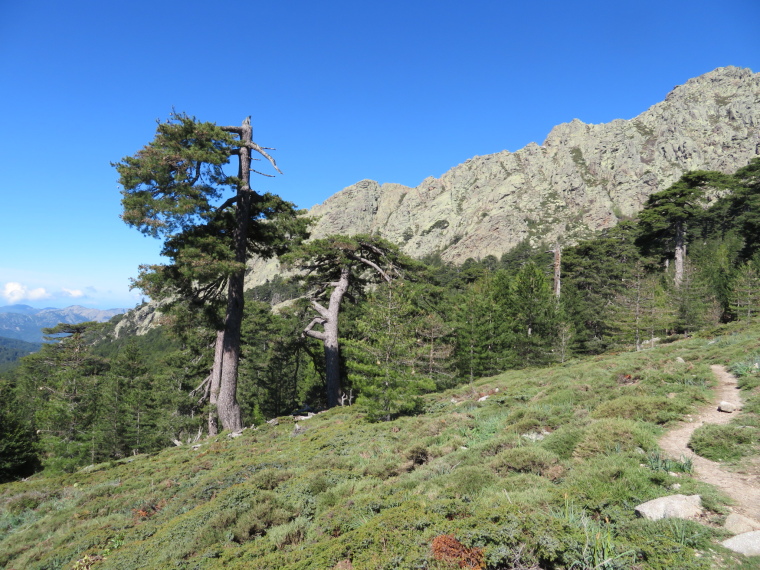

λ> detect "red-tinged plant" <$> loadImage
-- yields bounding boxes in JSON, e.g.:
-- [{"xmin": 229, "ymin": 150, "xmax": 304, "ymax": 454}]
[{"xmin": 431, "ymin": 534, "xmax": 485, "ymax": 569}]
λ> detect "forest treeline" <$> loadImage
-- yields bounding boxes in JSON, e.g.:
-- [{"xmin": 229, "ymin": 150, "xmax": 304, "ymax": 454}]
[{"xmin": 1, "ymin": 157, "xmax": 759, "ymax": 481}]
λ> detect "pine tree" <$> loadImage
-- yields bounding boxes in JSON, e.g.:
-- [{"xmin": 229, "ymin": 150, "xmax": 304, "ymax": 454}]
[
  {"xmin": 115, "ymin": 112, "xmax": 307, "ymax": 433},
  {"xmin": 95, "ymin": 340, "xmax": 156, "ymax": 458},
  {"xmin": 344, "ymin": 281, "xmax": 434, "ymax": 421},
  {"xmin": 636, "ymin": 170, "xmax": 730, "ymax": 288},
  {"xmin": 453, "ymin": 272, "xmax": 510, "ymax": 382},
  {"xmin": 0, "ymin": 379, "xmax": 40, "ymax": 482},
  {"xmin": 239, "ymin": 302, "xmax": 318, "ymax": 419},
  {"xmin": 282, "ymin": 235, "xmax": 414, "ymax": 407},
  {"xmin": 669, "ymin": 259, "xmax": 714, "ymax": 334},
  {"xmin": 732, "ymin": 261, "xmax": 760, "ymax": 324},
  {"xmin": 14, "ymin": 322, "xmax": 107, "ymax": 471},
  {"xmin": 562, "ymin": 223, "xmax": 641, "ymax": 353},
  {"xmin": 505, "ymin": 261, "xmax": 559, "ymax": 367},
  {"xmin": 614, "ymin": 260, "xmax": 657, "ymax": 351}
]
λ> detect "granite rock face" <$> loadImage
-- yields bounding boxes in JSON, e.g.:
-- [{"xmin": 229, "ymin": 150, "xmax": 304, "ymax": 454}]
[{"xmin": 246, "ymin": 66, "xmax": 760, "ymax": 287}]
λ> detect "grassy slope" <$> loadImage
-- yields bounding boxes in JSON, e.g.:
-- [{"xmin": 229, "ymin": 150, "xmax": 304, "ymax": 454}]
[{"xmin": 2, "ymin": 324, "xmax": 760, "ymax": 569}]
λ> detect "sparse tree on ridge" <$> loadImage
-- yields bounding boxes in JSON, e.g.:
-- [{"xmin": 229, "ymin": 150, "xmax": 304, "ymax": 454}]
[{"xmin": 115, "ymin": 112, "xmax": 308, "ymax": 433}]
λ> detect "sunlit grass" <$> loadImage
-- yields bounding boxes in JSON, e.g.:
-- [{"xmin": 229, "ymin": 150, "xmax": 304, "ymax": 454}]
[{"xmin": 2, "ymin": 320, "xmax": 760, "ymax": 568}]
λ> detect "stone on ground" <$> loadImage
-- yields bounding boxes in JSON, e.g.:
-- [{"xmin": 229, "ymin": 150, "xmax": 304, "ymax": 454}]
[
  {"xmin": 634, "ymin": 494, "xmax": 703, "ymax": 521},
  {"xmin": 721, "ymin": 530, "xmax": 760, "ymax": 556},
  {"xmin": 725, "ymin": 513, "xmax": 760, "ymax": 535}
]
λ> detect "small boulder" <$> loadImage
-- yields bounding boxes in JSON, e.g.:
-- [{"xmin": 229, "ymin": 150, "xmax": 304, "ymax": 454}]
[
  {"xmin": 725, "ymin": 513, "xmax": 760, "ymax": 535},
  {"xmin": 634, "ymin": 494, "xmax": 703, "ymax": 521},
  {"xmin": 717, "ymin": 401, "xmax": 737, "ymax": 413},
  {"xmin": 721, "ymin": 530, "xmax": 760, "ymax": 556}
]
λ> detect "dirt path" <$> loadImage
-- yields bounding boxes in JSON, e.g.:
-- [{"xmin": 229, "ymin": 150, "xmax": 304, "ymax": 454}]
[{"xmin": 659, "ymin": 365, "xmax": 760, "ymax": 521}]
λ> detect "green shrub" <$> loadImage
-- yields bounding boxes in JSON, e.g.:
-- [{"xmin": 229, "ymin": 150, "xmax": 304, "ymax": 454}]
[
  {"xmin": 477, "ymin": 434, "xmax": 519, "ymax": 457},
  {"xmin": 5, "ymin": 491, "xmax": 48, "ymax": 515},
  {"xmin": 249, "ymin": 467, "xmax": 292, "ymax": 490},
  {"xmin": 560, "ymin": 454, "xmax": 662, "ymax": 521},
  {"xmin": 592, "ymin": 395, "xmax": 688, "ymax": 424},
  {"xmin": 645, "ymin": 450, "xmax": 693, "ymax": 473},
  {"xmin": 490, "ymin": 446, "xmax": 560, "ymax": 477},
  {"xmin": 573, "ymin": 419, "xmax": 656, "ymax": 459},
  {"xmin": 689, "ymin": 423, "xmax": 758, "ymax": 462},
  {"xmin": 268, "ymin": 516, "xmax": 311, "ymax": 548},
  {"xmin": 439, "ymin": 465, "xmax": 496, "ymax": 498},
  {"xmin": 232, "ymin": 491, "xmax": 293, "ymax": 542},
  {"xmin": 618, "ymin": 518, "xmax": 716, "ymax": 569},
  {"xmin": 540, "ymin": 426, "xmax": 584, "ymax": 459}
]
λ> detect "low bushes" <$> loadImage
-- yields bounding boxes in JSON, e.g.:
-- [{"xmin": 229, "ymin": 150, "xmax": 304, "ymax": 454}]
[{"xmin": 689, "ymin": 423, "xmax": 759, "ymax": 462}]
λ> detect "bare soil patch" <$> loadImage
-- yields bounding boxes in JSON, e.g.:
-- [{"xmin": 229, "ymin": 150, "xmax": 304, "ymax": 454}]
[{"xmin": 659, "ymin": 365, "xmax": 760, "ymax": 521}]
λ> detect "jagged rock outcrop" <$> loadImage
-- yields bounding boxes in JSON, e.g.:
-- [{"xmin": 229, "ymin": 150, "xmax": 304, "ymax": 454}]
[
  {"xmin": 111, "ymin": 302, "xmax": 165, "ymax": 338},
  {"xmin": 246, "ymin": 66, "xmax": 760, "ymax": 288}
]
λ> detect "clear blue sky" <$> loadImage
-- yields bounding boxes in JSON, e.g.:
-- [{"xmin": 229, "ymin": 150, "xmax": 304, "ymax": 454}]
[{"xmin": 1, "ymin": 0, "xmax": 758, "ymax": 309}]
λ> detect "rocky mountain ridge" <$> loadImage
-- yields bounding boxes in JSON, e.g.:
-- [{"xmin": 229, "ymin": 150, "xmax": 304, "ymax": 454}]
[
  {"xmin": 0, "ymin": 305, "xmax": 126, "ymax": 343},
  {"xmin": 246, "ymin": 66, "xmax": 760, "ymax": 286}
]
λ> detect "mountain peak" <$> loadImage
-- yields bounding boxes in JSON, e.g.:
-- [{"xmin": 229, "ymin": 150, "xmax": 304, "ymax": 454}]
[{"xmin": 245, "ymin": 67, "xmax": 760, "ymax": 288}]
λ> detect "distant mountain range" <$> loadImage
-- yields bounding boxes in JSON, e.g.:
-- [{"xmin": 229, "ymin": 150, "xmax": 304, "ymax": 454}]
[{"xmin": 0, "ymin": 304, "xmax": 127, "ymax": 343}]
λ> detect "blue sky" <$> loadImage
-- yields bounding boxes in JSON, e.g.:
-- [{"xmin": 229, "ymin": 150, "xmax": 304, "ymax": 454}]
[{"xmin": 1, "ymin": 0, "xmax": 758, "ymax": 309}]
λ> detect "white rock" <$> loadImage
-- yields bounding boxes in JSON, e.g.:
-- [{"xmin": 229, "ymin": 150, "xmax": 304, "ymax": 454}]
[
  {"xmin": 721, "ymin": 530, "xmax": 760, "ymax": 556},
  {"xmin": 718, "ymin": 401, "xmax": 736, "ymax": 413},
  {"xmin": 634, "ymin": 494, "xmax": 703, "ymax": 521},
  {"xmin": 725, "ymin": 513, "xmax": 760, "ymax": 535}
]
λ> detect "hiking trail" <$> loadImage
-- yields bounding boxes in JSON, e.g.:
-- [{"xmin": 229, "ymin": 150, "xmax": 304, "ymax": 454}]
[{"xmin": 659, "ymin": 364, "xmax": 760, "ymax": 522}]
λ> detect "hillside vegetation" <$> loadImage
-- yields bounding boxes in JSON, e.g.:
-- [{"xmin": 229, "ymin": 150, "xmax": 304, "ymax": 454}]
[
  {"xmin": 2, "ymin": 69, "xmax": 760, "ymax": 569},
  {"xmin": 2, "ymin": 320, "xmax": 760, "ymax": 569}
]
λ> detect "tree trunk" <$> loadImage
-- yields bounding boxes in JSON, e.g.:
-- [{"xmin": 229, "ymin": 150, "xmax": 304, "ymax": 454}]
[
  {"xmin": 323, "ymin": 267, "xmax": 350, "ymax": 408},
  {"xmin": 215, "ymin": 117, "xmax": 254, "ymax": 432},
  {"xmin": 207, "ymin": 330, "xmax": 224, "ymax": 436},
  {"xmin": 303, "ymin": 266, "xmax": 351, "ymax": 408},
  {"xmin": 674, "ymin": 222, "xmax": 686, "ymax": 289}
]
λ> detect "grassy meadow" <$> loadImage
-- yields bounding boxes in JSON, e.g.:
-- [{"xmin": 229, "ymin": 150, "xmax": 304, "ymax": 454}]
[{"xmin": 2, "ymin": 322, "xmax": 760, "ymax": 569}]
